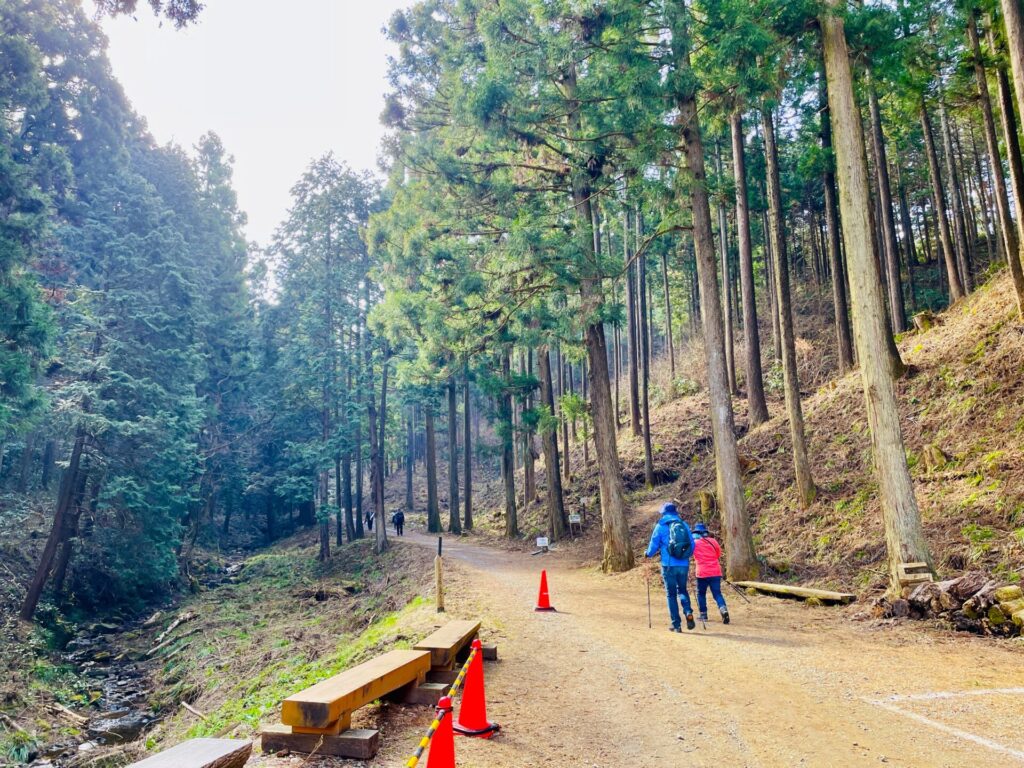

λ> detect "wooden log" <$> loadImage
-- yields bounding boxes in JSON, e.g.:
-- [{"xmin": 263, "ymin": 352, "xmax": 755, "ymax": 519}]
[
  {"xmin": 260, "ymin": 724, "xmax": 379, "ymax": 760},
  {"xmin": 414, "ymin": 620, "xmax": 480, "ymax": 669},
  {"xmin": 280, "ymin": 649, "xmax": 431, "ymax": 729},
  {"xmin": 155, "ymin": 611, "xmax": 196, "ymax": 644},
  {"xmin": 126, "ymin": 738, "xmax": 251, "ymax": 768},
  {"xmin": 730, "ymin": 581, "xmax": 856, "ymax": 604}
]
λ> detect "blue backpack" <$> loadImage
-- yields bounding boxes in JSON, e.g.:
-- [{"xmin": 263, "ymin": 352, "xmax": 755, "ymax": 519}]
[{"xmin": 667, "ymin": 520, "xmax": 694, "ymax": 560}]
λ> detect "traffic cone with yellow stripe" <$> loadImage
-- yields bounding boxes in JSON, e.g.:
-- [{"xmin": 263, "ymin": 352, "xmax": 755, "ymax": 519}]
[{"xmin": 424, "ymin": 696, "xmax": 455, "ymax": 768}]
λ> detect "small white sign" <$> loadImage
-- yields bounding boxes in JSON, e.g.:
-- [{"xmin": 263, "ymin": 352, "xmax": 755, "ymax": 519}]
[
  {"xmin": 536, "ymin": 537, "xmax": 549, "ymax": 549},
  {"xmin": 568, "ymin": 514, "xmax": 582, "ymax": 525}
]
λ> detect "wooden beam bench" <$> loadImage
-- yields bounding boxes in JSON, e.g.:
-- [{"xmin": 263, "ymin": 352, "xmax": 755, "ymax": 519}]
[
  {"xmin": 415, "ymin": 620, "xmax": 481, "ymax": 671},
  {"xmin": 127, "ymin": 738, "xmax": 251, "ymax": 768},
  {"xmin": 731, "ymin": 580, "xmax": 856, "ymax": 605},
  {"xmin": 260, "ymin": 649, "xmax": 431, "ymax": 759}
]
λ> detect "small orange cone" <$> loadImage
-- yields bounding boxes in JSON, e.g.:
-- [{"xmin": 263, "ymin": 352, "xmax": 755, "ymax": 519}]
[
  {"xmin": 425, "ymin": 696, "xmax": 456, "ymax": 768},
  {"xmin": 453, "ymin": 640, "xmax": 500, "ymax": 739},
  {"xmin": 535, "ymin": 569, "xmax": 556, "ymax": 612}
]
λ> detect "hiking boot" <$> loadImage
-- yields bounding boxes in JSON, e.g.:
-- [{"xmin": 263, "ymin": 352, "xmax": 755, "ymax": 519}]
[
  {"xmin": 699, "ymin": 612, "xmax": 708, "ymax": 622},
  {"xmin": 669, "ymin": 625, "xmax": 682, "ymax": 633},
  {"xmin": 721, "ymin": 610, "xmax": 731, "ymax": 625},
  {"xmin": 685, "ymin": 614, "xmax": 696, "ymax": 630}
]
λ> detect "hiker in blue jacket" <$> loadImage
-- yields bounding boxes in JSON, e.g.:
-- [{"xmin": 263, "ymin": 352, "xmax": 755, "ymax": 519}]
[{"xmin": 644, "ymin": 502, "xmax": 696, "ymax": 631}]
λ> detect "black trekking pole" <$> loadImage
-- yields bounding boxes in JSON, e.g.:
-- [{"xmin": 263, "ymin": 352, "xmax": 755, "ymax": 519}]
[{"xmin": 724, "ymin": 579, "xmax": 752, "ymax": 604}]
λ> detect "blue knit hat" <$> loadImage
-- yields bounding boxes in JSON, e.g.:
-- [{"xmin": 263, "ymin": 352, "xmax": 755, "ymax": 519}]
[{"xmin": 661, "ymin": 502, "xmax": 679, "ymax": 516}]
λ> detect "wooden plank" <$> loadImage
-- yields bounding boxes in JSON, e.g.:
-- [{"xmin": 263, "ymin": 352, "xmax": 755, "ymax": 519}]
[
  {"xmin": 731, "ymin": 581, "xmax": 856, "ymax": 604},
  {"xmin": 127, "ymin": 738, "xmax": 251, "ymax": 768},
  {"xmin": 281, "ymin": 649, "xmax": 430, "ymax": 729},
  {"xmin": 414, "ymin": 620, "xmax": 480, "ymax": 669},
  {"xmin": 260, "ymin": 724, "xmax": 378, "ymax": 760}
]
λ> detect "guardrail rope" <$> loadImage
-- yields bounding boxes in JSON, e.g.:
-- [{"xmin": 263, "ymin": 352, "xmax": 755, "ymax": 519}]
[
  {"xmin": 405, "ymin": 698, "xmax": 451, "ymax": 768},
  {"xmin": 445, "ymin": 644, "xmax": 477, "ymax": 699},
  {"xmin": 404, "ymin": 644, "xmax": 478, "ymax": 767}
]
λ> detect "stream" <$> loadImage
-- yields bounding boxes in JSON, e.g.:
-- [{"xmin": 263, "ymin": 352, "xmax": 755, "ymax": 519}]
[{"xmin": 29, "ymin": 558, "xmax": 244, "ymax": 766}]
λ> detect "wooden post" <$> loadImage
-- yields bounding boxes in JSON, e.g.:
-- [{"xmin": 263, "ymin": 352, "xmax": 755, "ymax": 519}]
[{"xmin": 435, "ymin": 536, "xmax": 445, "ymax": 613}]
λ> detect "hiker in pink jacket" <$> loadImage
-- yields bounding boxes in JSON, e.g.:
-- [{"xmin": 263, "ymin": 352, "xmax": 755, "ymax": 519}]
[{"xmin": 692, "ymin": 522, "xmax": 730, "ymax": 624}]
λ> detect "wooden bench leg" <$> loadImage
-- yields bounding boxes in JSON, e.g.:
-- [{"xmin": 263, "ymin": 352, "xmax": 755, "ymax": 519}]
[{"xmin": 260, "ymin": 724, "xmax": 379, "ymax": 760}]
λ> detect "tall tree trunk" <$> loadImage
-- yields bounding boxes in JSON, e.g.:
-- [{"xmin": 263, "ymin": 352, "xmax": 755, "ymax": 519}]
[
  {"xmin": 673, "ymin": 13, "xmax": 757, "ymax": 580},
  {"xmin": 761, "ymin": 206, "xmax": 783, "ymax": 361},
  {"xmin": 40, "ymin": 439, "xmax": 55, "ymax": 489},
  {"xmin": 369, "ymin": 357, "xmax": 389, "ymax": 554},
  {"xmin": 920, "ymin": 102, "xmax": 966, "ymax": 300},
  {"xmin": 715, "ymin": 144, "xmax": 738, "ymax": 395},
  {"xmin": 989, "ymin": 17, "xmax": 1024, "ymax": 293},
  {"xmin": 624, "ymin": 207, "xmax": 642, "ymax": 437},
  {"xmin": 973, "ymin": 12, "xmax": 1024, "ymax": 315},
  {"xmin": 461, "ymin": 372, "xmax": 472, "ymax": 531},
  {"xmin": 939, "ymin": 100, "xmax": 975, "ymax": 293},
  {"xmin": 21, "ymin": 431, "xmax": 85, "ymax": 622},
  {"xmin": 522, "ymin": 352, "xmax": 536, "ymax": 505},
  {"xmin": 500, "ymin": 349, "xmax": 519, "ymax": 538},
  {"xmin": 998, "ymin": 0, "xmax": 1024, "ymax": 160},
  {"xmin": 557, "ymin": 344, "xmax": 570, "ymax": 481},
  {"xmin": 16, "ymin": 434, "xmax": 33, "ymax": 494},
  {"xmin": 539, "ymin": 347, "xmax": 566, "ymax": 541},
  {"xmin": 562, "ymin": 66, "xmax": 632, "ymax": 570},
  {"xmin": 866, "ymin": 78, "xmax": 907, "ymax": 332},
  {"xmin": 447, "ymin": 376, "xmax": 461, "ymax": 534},
  {"xmin": 355, "ymin": 422, "xmax": 364, "ymax": 539},
  {"xmin": 660, "ymin": 250, "xmax": 676, "ymax": 377},
  {"xmin": 895, "ymin": 164, "xmax": 919, "ymax": 313},
  {"xmin": 638, "ymin": 241, "xmax": 655, "ymax": 488},
  {"xmin": 762, "ymin": 106, "xmax": 817, "ymax": 508},
  {"xmin": 821, "ymin": 3, "xmax": 934, "ymax": 591},
  {"xmin": 405, "ymin": 408, "xmax": 414, "ymax": 511},
  {"xmin": 730, "ymin": 109, "xmax": 770, "ymax": 423},
  {"xmin": 425, "ymin": 404, "xmax": 441, "ymax": 533}
]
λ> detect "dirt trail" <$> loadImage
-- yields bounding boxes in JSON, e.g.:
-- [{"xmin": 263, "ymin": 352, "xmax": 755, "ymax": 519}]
[{"xmin": 382, "ymin": 527, "xmax": 1024, "ymax": 768}]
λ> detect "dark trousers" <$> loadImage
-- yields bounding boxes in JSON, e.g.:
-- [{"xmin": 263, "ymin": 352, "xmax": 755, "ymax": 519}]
[
  {"xmin": 395, "ymin": 522, "xmax": 404, "ymax": 536},
  {"xmin": 661, "ymin": 565, "xmax": 693, "ymax": 628},
  {"xmin": 696, "ymin": 576, "xmax": 727, "ymax": 616}
]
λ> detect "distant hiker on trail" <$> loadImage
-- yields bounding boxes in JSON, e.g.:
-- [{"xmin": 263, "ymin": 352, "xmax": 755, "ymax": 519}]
[
  {"xmin": 644, "ymin": 502, "xmax": 695, "ymax": 632},
  {"xmin": 693, "ymin": 522, "xmax": 730, "ymax": 624},
  {"xmin": 366, "ymin": 511, "xmax": 373, "ymax": 531},
  {"xmin": 391, "ymin": 510, "xmax": 405, "ymax": 537}
]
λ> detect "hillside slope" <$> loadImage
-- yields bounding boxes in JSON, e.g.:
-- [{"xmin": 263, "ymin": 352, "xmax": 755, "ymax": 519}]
[{"xmin": 435, "ymin": 272, "xmax": 1023, "ymax": 596}]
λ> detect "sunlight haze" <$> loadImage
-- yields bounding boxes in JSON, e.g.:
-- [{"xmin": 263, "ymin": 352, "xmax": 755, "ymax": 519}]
[{"xmin": 96, "ymin": 0, "xmax": 407, "ymax": 245}]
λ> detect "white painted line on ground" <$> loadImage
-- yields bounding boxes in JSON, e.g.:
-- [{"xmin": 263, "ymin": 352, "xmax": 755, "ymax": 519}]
[
  {"xmin": 878, "ymin": 687, "xmax": 1024, "ymax": 703},
  {"xmin": 863, "ymin": 692, "xmax": 1024, "ymax": 763}
]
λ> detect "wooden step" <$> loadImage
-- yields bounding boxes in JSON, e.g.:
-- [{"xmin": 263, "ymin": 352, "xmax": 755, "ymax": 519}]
[
  {"xmin": 126, "ymin": 738, "xmax": 251, "ymax": 768},
  {"xmin": 396, "ymin": 681, "xmax": 448, "ymax": 706},
  {"xmin": 281, "ymin": 649, "xmax": 431, "ymax": 729}
]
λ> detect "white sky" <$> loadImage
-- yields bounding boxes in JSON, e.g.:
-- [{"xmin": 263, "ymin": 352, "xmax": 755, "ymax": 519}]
[{"xmin": 96, "ymin": 0, "xmax": 408, "ymax": 246}]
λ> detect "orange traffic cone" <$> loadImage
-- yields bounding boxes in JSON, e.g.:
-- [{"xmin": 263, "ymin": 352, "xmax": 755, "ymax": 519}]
[
  {"xmin": 453, "ymin": 640, "xmax": 500, "ymax": 739},
  {"xmin": 425, "ymin": 696, "xmax": 456, "ymax": 768},
  {"xmin": 535, "ymin": 569, "xmax": 556, "ymax": 612}
]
